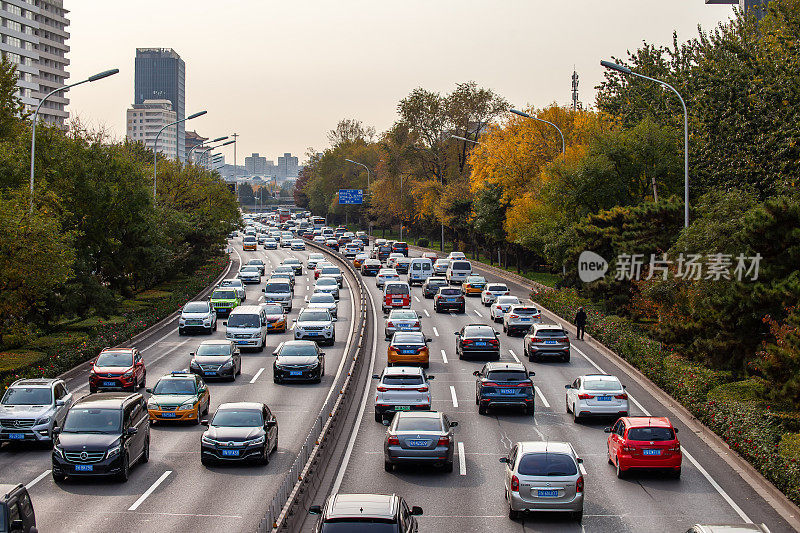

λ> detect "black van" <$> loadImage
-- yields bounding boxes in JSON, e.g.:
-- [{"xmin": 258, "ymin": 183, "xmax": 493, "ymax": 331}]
[
  {"xmin": 51, "ymin": 392, "xmax": 150, "ymax": 482},
  {"xmin": 0, "ymin": 483, "xmax": 37, "ymax": 533}
]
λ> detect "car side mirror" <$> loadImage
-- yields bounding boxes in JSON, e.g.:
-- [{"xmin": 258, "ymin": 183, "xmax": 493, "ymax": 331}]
[
  {"xmin": 332, "ymin": 317, "xmax": 338, "ymax": 322},
  {"xmin": 565, "ymin": 384, "xmax": 571, "ymax": 389},
  {"xmin": 145, "ymin": 388, "xmax": 153, "ymax": 394},
  {"xmin": 52, "ymin": 426, "xmax": 61, "ymax": 435},
  {"xmin": 199, "ymin": 387, "xmax": 206, "ymax": 393},
  {"xmin": 126, "ymin": 427, "xmax": 138, "ymax": 436},
  {"xmin": 410, "ymin": 506, "xmax": 423, "ymax": 516},
  {"xmin": 309, "ymin": 505, "xmax": 323, "ymax": 515},
  {"xmin": 427, "ymin": 375, "xmax": 435, "ymax": 380},
  {"xmin": 223, "ymin": 321, "xmax": 227, "ymax": 326},
  {"xmin": 529, "ymin": 371, "xmax": 535, "ymax": 376},
  {"xmin": 265, "ymin": 420, "xmax": 277, "ymax": 428},
  {"xmin": 372, "ymin": 374, "xmax": 381, "ymax": 379},
  {"xmin": 604, "ymin": 427, "xmax": 612, "ymax": 433},
  {"xmin": 622, "ymin": 384, "xmax": 627, "ymax": 389},
  {"xmin": 450, "ymin": 421, "xmax": 458, "ymax": 427},
  {"xmin": 262, "ymin": 288, "xmax": 266, "ymax": 292},
  {"xmin": 454, "ymin": 332, "xmax": 460, "ymax": 336},
  {"xmin": 674, "ymin": 428, "xmax": 679, "ymax": 433},
  {"xmin": 473, "ymin": 371, "xmax": 480, "ymax": 376},
  {"xmin": 190, "ymin": 352, "xmax": 195, "ymax": 356},
  {"xmin": 56, "ymin": 398, "xmax": 66, "ymax": 406},
  {"xmin": 382, "ymin": 419, "xmax": 390, "ymax": 427},
  {"xmin": 319, "ymin": 352, "xmax": 326, "ymax": 356},
  {"xmin": 200, "ymin": 419, "xmax": 209, "ymax": 426},
  {"xmin": 499, "ymin": 457, "xmax": 510, "ymax": 464},
  {"xmin": 576, "ymin": 457, "xmax": 583, "ymax": 463}
]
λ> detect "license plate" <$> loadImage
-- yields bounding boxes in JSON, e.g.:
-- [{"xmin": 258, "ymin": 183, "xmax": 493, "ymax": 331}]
[
  {"xmin": 408, "ymin": 440, "xmax": 429, "ymax": 447},
  {"xmin": 237, "ymin": 341, "xmax": 249, "ymax": 345},
  {"xmin": 519, "ymin": 318, "xmax": 530, "ymax": 321},
  {"xmin": 598, "ymin": 396, "xmax": 612, "ymax": 401},
  {"xmin": 289, "ymin": 371, "xmax": 303, "ymax": 376},
  {"xmin": 221, "ymin": 449, "xmax": 240, "ymax": 457},
  {"xmin": 475, "ymin": 341, "xmax": 488, "ymax": 347},
  {"xmin": 545, "ymin": 340, "xmax": 557, "ymax": 345},
  {"xmin": 643, "ymin": 449, "xmax": 661, "ymax": 456},
  {"xmin": 446, "ymin": 298, "xmax": 456, "ymax": 302},
  {"xmin": 397, "ymin": 325, "xmax": 410, "ymax": 330},
  {"xmin": 392, "ymin": 299, "xmax": 402, "ymax": 304},
  {"xmin": 161, "ymin": 412, "xmax": 177, "ymax": 418},
  {"xmin": 499, "ymin": 388, "xmax": 516, "ymax": 394},
  {"xmin": 8, "ymin": 433, "xmax": 25, "ymax": 439},
  {"xmin": 537, "ymin": 489, "xmax": 559, "ymax": 498},
  {"xmin": 102, "ymin": 381, "xmax": 116, "ymax": 387},
  {"xmin": 75, "ymin": 465, "xmax": 93, "ymax": 472},
  {"xmin": 395, "ymin": 406, "xmax": 411, "ymax": 411},
  {"xmin": 204, "ymin": 371, "xmax": 217, "ymax": 376}
]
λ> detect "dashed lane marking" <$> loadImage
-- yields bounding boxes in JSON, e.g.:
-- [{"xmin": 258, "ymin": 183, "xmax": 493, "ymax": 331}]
[
  {"xmin": 128, "ymin": 470, "xmax": 172, "ymax": 511},
  {"xmin": 441, "ymin": 349, "xmax": 448, "ymax": 364},
  {"xmin": 450, "ymin": 386, "xmax": 458, "ymax": 407},
  {"xmin": 250, "ymin": 368, "xmax": 265, "ymax": 384},
  {"xmin": 458, "ymin": 442, "xmax": 466, "ymax": 475},
  {"xmin": 534, "ymin": 386, "xmax": 550, "ymax": 408},
  {"xmin": 508, "ymin": 349, "xmax": 520, "ymax": 363},
  {"xmin": 433, "ymin": 327, "xmax": 439, "ymax": 337}
]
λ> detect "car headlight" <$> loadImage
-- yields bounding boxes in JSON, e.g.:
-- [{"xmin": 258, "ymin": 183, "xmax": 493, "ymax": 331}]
[
  {"xmin": 245, "ymin": 435, "xmax": 265, "ymax": 446},
  {"xmin": 226, "ymin": 332, "xmax": 234, "ymax": 338},
  {"xmin": 190, "ymin": 360, "xmax": 199, "ymax": 368},
  {"xmin": 201, "ymin": 434, "xmax": 216, "ymax": 445},
  {"xmin": 122, "ymin": 370, "xmax": 133, "ymax": 378},
  {"xmin": 147, "ymin": 400, "xmax": 159, "ymax": 410},
  {"xmin": 107, "ymin": 444, "xmax": 121, "ymax": 459},
  {"xmin": 179, "ymin": 318, "xmax": 186, "ymax": 325},
  {"xmin": 251, "ymin": 333, "xmax": 262, "ymax": 339},
  {"xmin": 179, "ymin": 401, "xmax": 197, "ymax": 411},
  {"xmin": 36, "ymin": 415, "xmax": 52, "ymax": 426},
  {"xmin": 53, "ymin": 445, "xmax": 64, "ymax": 458},
  {"xmin": 221, "ymin": 360, "xmax": 233, "ymax": 369}
]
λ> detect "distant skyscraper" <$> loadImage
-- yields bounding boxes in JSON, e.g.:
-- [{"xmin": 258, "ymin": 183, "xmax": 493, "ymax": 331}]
[
  {"xmin": 277, "ymin": 152, "xmax": 299, "ymax": 180},
  {"xmin": 0, "ymin": 0, "xmax": 71, "ymax": 125},
  {"xmin": 134, "ymin": 48, "xmax": 185, "ymax": 160},
  {"xmin": 126, "ymin": 99, "xmax": 177, "ymax": 159},
  {"xmin": 245, "ymin": 153, "xmax": 267, "ymax": 175}
]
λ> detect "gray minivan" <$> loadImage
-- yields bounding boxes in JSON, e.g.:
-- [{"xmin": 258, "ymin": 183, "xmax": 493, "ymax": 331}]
[{"xmin": 263, "ymin": 280, "xmax": 293, "ymax": 311}]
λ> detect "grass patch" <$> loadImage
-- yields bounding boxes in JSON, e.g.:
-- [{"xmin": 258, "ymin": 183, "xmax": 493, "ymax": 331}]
[
  {"xmin": 708, "ymin": 378, "xmax": 771, "ymax": 406},
  {"xmin": 135, "ymin": 289, "xmax": 172, "ymax": 300},
  {"xmin": 28, "ymin": 332, "xmax": 89, "ymax": 351},
  {"xmin": 0, "ymin": 350, "xmax": 46, "ymax": 372},
  {"xmin": 779, "ymin": 433, "xmax": 800, "ymax": 461},
  {"xmin": 67, "ymin": 315, "xmax": 127, "ymax": 330}
]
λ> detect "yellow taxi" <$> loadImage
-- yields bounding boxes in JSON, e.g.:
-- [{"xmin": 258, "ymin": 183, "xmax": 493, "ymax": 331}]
[
  {"xmin": 262, "ymin": 303, "xmax": 288, "ymax": 333},
  {"xmin": 146, "ymin": 372, "xmax": 210, "ymax": 424},
  {"xmin": 387, "ymin": 331, "xmax": 431, "ymax": 369},
  {"xmin": 353, "ymin": 252, "xmax": 368, "ymax": 269},
  {"xmin": 462, "ymin": 275, "xmax": 487, "ymax": 296}
]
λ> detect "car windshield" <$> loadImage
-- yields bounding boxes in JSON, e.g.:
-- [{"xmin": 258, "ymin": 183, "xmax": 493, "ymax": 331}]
[
  {"xmin": 95, "ymin": 351, "xmax": 133, "ymax": 367},
  {"xmin": 275, "ymin": 267, "xmax": 293, "ymax": 273},
  {"xmin": 248, "ymin": 260, "xmax": 264, "ymax": 265},
  {"xmin": 439, "ymin": 288, "xmax": 461, "ymax": 296},
  {"xmin": 395, "ymin": 417, "xmax": 443, "ymax": 432},
  {"xmin": 212, "ymin": 290, "xmax": 237, "ymax": 300},
  {"xmin": 393, "ymin": 333, "xmax": 425, "ymax": 344},
  {"xmin": 518, "ymin": 453, "xmax": 577, "ymax": 476},
  {"xmin": 280, "ymin": 344, "xmax": 318, "ymax": 356},
  {"xmin": 390, "ymin": 311, "xmax": 417, "ymax": 320},
  {"xmin": 2, "ymin": 387, "xmax": 52, "ymax": 405},
  {"xmin": 211, "ymin": 409, "xmax": 263, "ymax": 427},
  {"xmin": 153, "ymin": 379, "xmax": 196, "ymax": 395},
  {"xmin": 243, "ymin": 237, "xmax": 256, "ymax": 242},
  {"xmin": 264, "ymin": 283, "xmax": 291, "ymax": 293},
  {"xmin": 627, "ymin": 426, "xmax": 675, "ymax": 441},
  {"xmin": 63, "ymin": 408, "xmax": 122, "ymax": 433},
  {"xmin": 486, "ymin": 371, "xmax": 527, "ymax": 382},
  {"xmin": 583, "ymin": 379, "xmax": 622, "ymax": 391},
  {"xmin": 262, "ymin": 305, "xmax": 284, "ymax": 315},
  {"xmin": 383, "ymin": 375, "xmax": 424, "ymax": 386},
  {"xmin": 513, "ymin": 307, "xmax": 539, "ymax": 315},
  {"xmin": 385, "ymin": 285, "xmax": 409, "ymax": 295},
  {"xmin": 227, "ymin": 314, "xmax": 261, "ymax": 328},
  {"xmin": 317, "ymin": 278, "xmax": 337, "ymax": 286},
  {"xmin": 464, "ymin": 327, "xmax": 494, "ymax": 338},
  {"xmin": 310, "ymin": 294, "xmax": 335, "ymax": 303},
  {"xmin": 196, "ymin": 344, "xmax": 232, "ymax": 356},
  {"xmin": 183, "ymin": 302, "xmax": 209, "ymax": 313},
  {"xmin": 309, "ymin": 254, "xmax": 324, "ymax": 261},
  {"xmin": 536, "ymin": 329, "xmax": 566, "ymax": 338},
  {"xmin": 299, "ymin": 310, "xmax": 331, "ymax": 322}
]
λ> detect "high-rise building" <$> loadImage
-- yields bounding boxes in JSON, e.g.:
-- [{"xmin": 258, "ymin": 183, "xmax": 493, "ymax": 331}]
[
  {"xmin": 134, "ymin": 48, "xmax": 185, "ymax": 160},
  {"xmin": 0, "ymin": 0, "xmax": 70, "ymax": 125},
  {"xmin": 277, "ymin": 152, "xmax": 299, "ymax": 180},
  {"xmin": 705, "ymin": 0, "xmax": 768, "ymax": 19},
  {"xmin": 245, "ymin": 152, "xmax": 267, "ymax": 175},
  {"xmin": 125, "ymin": 99, "xmax": 177, "ymax": 159}
]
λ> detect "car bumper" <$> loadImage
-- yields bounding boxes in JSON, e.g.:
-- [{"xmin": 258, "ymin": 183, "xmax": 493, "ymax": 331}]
[
  {"xmin": 385, "ymin": 445, "xmax": 452, "ymax": 464},
  {"xmin": 505, "ymin": 322, "xmax": 535, "ymax": 333},
  {"xmin": 362, "ymin": 270, "xmax": 379, "ymax": 276},
  {"xmin": 460, "ymin": 348, "xmax": 500, "ymax": 359},
  {"xmin": 480, "ymin": 396, "xmax": 534, "ymax": 408},
  {"xmin": 239, "ymin": 277, "xmax": 260, "ymax": 284},
  {"xmin": 295, "ymin": 331, "xmax": 334, "ymax": 343},
  {"xmin": 149, "ymin": 407, "xmax": 198, "ymax": 421},
  {"xmin": 575, "ymin": 400, "xmax": 628, "ymax": 417},
  {"xmin": 274, "ymin": 366, "xmax": 322, "ymax": 382},
  {"xmin": 267, "ymin": 321, "xmax": 287, "ymax": 332},
  {"xmin": 191, "ymin": 367, "xmax": 236, "ymax": 379},
  {"xmin": 509, "ymin": 491, "xmax": 583, "ymax": 513},
  {"xmin": 227, "ymin": 337, "xmax": 263, "ymax": 348},
  {"xmin": 529, "ymin": 347, "xmax": 570, "ymax": 357},
  {"xmin": 436, "ymin": 302, "xmax": 464, "ymax": 311},
  {"xmin": 388, "ymin": 352, "xmax": 430, "ymax": 365},
  {"xmin": 463, "ymin": 287, "xmax": 483, "ymax": 295},
  {"xmin": 90, "ymin": 376, "xmax": 137, "ymax": 390},
  {"xmin": 375, "ymin": 404, "xmax": 431, "ymax": 416},
  {"xmin": 180, "ymin": 323, "xmax": 213, "ymax": 332},
  {"xmin": 201, "ymin": 443, "xmax": 266, "ymax": 462},
  {"xmin": 212, "ymin": 306, "xmax": 236, "ymax": 316},
  {"xmin": 618, "ymin": 453, "xmax": 682, "ymax": 470},
  {"xmin": 0, "ymin": 425, "xmax": 54, "ymax": 442},
  {"xmin": 52, "ymin": 453, "xmax": 124, "ymax": 477}
]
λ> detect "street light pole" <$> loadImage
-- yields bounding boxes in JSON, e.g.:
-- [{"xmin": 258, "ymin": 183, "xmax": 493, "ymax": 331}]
[
  {"xmin": 450, "ymin": 134, "xmax": 481, "ymax": 145},
  {"xmin": 344, "ymin": 158, "xmax": 372, "ymax": 238},
  {"xmin": 188, "ymin": 135, "xmax": 228, "ymax": 163},
  {"xmin": 601, "ymin": 60, "xmax": 690, "ymax": 228},
  {"xmin": 509, "ymin": 109, "xmax": 565, "ymax": 154},
  {"xmin": 29, "ymin": 68, "xmax": 119, "ymax": 213},
  {"xmin": 153, "ymin": 109, "xmax": 207, "ymax": 203},
  {"xmin": 197, "ymin": 139, "xmax": 235, "ymax": 170}
]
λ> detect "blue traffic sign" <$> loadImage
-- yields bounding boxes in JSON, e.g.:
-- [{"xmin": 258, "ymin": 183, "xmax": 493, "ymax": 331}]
[{"xmin": 338, "ymin": 189, "xmax": 363, "ymax": 205}]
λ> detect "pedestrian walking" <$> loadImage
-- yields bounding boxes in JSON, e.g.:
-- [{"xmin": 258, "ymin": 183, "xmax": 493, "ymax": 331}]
[{"xmin": 575, "ymin": 307, "xmax": 587, "ymax": 340}]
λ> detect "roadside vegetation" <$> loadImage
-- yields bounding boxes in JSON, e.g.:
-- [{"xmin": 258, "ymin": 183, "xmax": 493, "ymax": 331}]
[{"xmin": 298, "ymin": 1, "xmax": 800, "ymax": 503}]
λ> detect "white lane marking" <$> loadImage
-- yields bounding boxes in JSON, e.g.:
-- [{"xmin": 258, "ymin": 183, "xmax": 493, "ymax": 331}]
[
  {"xmin": 433, "ymin": 327, "xmax": 439, "ymax": 337},
  {"xmin": 449, "ymin": 312, "xmax": 456, "ymax": 317},
  {"xmin": 306, "ymin": 286, "xmax": 310, "ymax": 291},
  {"xmin": 458, "ymin": 442, "xmax": 466, "ymax": 475},
  {"xmin": 414, "ymin": 296, "xmax": 420, "ymax": 302},
  {"xmin": 250, "ymin": 368, "xmax": 265, "ymax": 384},
  {"xmin": 231, "ymin": 245, "xmax": 243, "ymax": 267},
  {"xmin": 290, "ymin": 323, "xmax": 295, "ymax": 331},
  {"xmin": 534, "ymin": 386, "xmax": 550, "ymax": 408},
  {"xmin": 441, "ymin": 349, "xmax": 448, "ymax": 364},
  {"xmin": 423, "ymin": 309, "xmax": 430, "ymax": 317},
  {"xmin": 569, "ymin": 344, "xmax": 751, "ymax": 522},
  {"xmin": 142, "ymin": 328, "xmax": 178, "ymax": 353},
  {"xmin": 474, "ymin": 309, "xmax": 482, "ymax": 317},
  {"xmin": 26, "ymin": 470, "xmax": 51, "ymax": 489},
  {"xmin": 128, "ymin": 470, "xmax": 172, "ymax": 511},
  {"xmin": 579, "ymin": 463, "xmax": 587, "ymax": 476},
  {"xmin": 321, "ymin": 276, "xmax": 358, "ymax": 408},
  {"xmin": 508, "ymin": 349, "xmax": 520, "ymax": 363},
  {"xmin": 450, "ymin": 386, "xmax": 458, "ymax": 408}
]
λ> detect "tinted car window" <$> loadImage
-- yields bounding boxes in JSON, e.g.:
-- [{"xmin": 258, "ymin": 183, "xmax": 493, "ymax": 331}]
[
  {"xmin": 463, "ymin": 327, "xmax": 494, "ymax": 338},
  {"xmin": 439, "ymin": 288, "xmax": 461, "ymax": 296},
  {"xmin": 211, "ymin": 409, "xmax": 263, "ymax": 427},
  {"xmin": 310, "ymin": 294, "xmax": 335, "ymax": 303},
  {"xmin": 627, "ymin": 427, "xmax": 675, "ymax": 441},
  {"xmin": 262, "ymin": 305, "xmax": 284, "ymax": 314},
  {"xmin": 321, "ymin": 267, "xmax": 341, "ymax": 275},
  {"xmin": 320, "ymin": 522, "xmax": 398, "ymax": 533},
  {"xmin": 486, "ymin": 284, "xmax": 508, "ymax": 291},
  {"xmin": 486, "ymin": 371, "xmax": 528, "ymax": 382},
  {"xmin": 183, "ymin": 302, "xmax": 210, "ymax": 313},
  {"xmin": 317, "ymin": 278, "xmax": 338, "ymax": 286},
  {"xmin": 536, "ymin": 329, "xmax": 567, "ymax": 337},
  {"xmin": 395, "ymin": 417, "xmax": 443, "ymax": 432},
  {"xmin": 393, "ymin": 333, "xmax": 425, "ymax": 344},
  {"xmin": 280, "ymin": 344, "xmax": 318, "ymax": 356},
  {"xmin": 518, "ymin": 453, "xmax": 578, "ymax": 476},
  {"xmin": 451, "ymin": 261, "xmax": 471, "ymax": 270},
  {"xmin": 513, "ymin": 307, "xmax": 539, "ymax": 315},
  {"xmin": 240, "ymin": 266, "xmax": 260, "ymax": 273},
  {"xmin": 385, "ymin": 285, "xmax": 409, "ymax": 295},
  {"xmin": 390, "ymin": 311, "xmax": 417, "ymax": 320},
  {"xmin": 63, "ymin": 408, "xmax": 122, "ymax": 433},
  {"xmin": 2, "ymin": 387, "xmax": 52, "ymax": 405},
  {"xmin": 227, "ymin": 314, "xmax": 261, "ymax": 328},
  {"xmin": 212, "ymin": 290, "xmax": 237, "ymax": 300},
  {"xmin": 428, "ymin": 279, "xmax": 448, "ymax": 286},
  {"xmin": 95, "ymin": 351, "xmax": 133, "ymax": 367},
  {"xmin": 383, "ymin": 376, "xmax": 424, "ymax": 385},
  {"xmin": 153, "ymin": 379, "xmax": 196, "ymax": 395},
  {"xmin": 264, "ymin": 283, "xmax": 291, "ymax": 293},
  {"xmin": 197, "ymin": 344, "xmax": 232, "ymax": 356}
]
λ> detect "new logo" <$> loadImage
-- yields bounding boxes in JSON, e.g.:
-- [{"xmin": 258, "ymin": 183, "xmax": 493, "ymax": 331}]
[{"xmin": 578, "ymin": 251, "xmax": 608, "ymax": 283}]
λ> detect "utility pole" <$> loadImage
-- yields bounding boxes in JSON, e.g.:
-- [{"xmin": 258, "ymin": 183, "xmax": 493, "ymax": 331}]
[
  {"xmin": 232, "ymin": 132, "xmax": 239, "ymax": 204},
  {"xmin": 571, "ymin": 68, "xmax": 582, "ymax": 111}
]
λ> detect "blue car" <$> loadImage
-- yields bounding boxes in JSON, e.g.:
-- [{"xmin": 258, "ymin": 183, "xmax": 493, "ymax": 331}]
[{"xmin": 474, "ymin": 362, "xmax": 535, "ymax": 415}]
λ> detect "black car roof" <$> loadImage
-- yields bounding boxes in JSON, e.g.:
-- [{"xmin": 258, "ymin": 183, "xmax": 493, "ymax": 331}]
[{"xmin": 74, "ymin": 392, "xmax": 141, "ymax": 408}]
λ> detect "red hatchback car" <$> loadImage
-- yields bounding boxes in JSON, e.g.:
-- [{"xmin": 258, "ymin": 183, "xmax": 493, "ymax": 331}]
[
  {"xmin": 89, "ymin": 348, "xmax": 146, "ymax": 393},
  {"xmin": 605, "ymin": 416, "xmax": 681, "ymax": 478}
]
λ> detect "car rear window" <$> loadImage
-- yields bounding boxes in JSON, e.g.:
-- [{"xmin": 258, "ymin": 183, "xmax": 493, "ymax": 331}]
[
  {"xmin": 464, "ymin": 326, "xmax": 494, "ymax": 338},
  {"xmin": 383, "ymin": 375, "xmax": 424, "ymax": 386},
  {"xmin": 395, "ymin": 417, "xmax": 443, "ymax": 432},
  {"xmin": 428, "ymin": 279, "xmax": 448, "ymax": 286},
  {"xmin": 487, "ymin": 284, "xmax": 508, "ymax": 292},
  {"xmin": 322, "ymin": 267, "xmax": 340, "ymax": 274},
  {"xmin": 390, "ymin": 311, "xmax": 417, "ymax": 320},
  {"xmin": 393, "ymin": 333, "xmax": 425, "ymax": 344},
  {"xmin": 486, "ymin": 370, "xmax": 528, "ymax": 382},
  {"xmin": 264, "ymin": 283, "xmax": 291, "ymax": 293},
  {"xmin": 583, "ymin": 379, "xmax": 622, "ymax": 391},
  {"xmin": 385, "ymin": 284, "xmax": 409, "ymax": 295},
  {"xmin": 536, "ymin": 329, "xmax": 566, "ymax": 337},
  {"xmin": 627, "ymin": 426, "xmax": 675, "ymax": 441},
  {"xmin": 317, "ymin": 278, "xmax": 337, "ymax": 285},
  {"xmin": 513, "ymin": 307, "xmax": 539, "ymax": 315},
  {"xmin": 517, "ymin": 453, "xmax": 577, "ymax": 476},
  {"xmin": 440, "ymin": 288, "xmax": 461, "ymax": 296},
  {"xmin": 451, "ymin": 261, "xmax": 471, "ymax": 270}
]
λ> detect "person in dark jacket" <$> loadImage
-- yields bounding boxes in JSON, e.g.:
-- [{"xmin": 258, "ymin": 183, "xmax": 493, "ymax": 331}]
[{"xmin": 575, "ymin": 307, "xmax": 587, "ymax": 340}]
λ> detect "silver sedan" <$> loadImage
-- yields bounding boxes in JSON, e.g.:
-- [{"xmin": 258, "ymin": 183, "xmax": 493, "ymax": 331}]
[
  {"xmin": 384, "ymin": 309, "xmax": 422, "ymax": 340},
  {"xmin": 383, "ymin": 411, "xmax": 457, "ymax": 473}
]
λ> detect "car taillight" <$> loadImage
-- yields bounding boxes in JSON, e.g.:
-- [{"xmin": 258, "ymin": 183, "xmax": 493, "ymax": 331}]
[
  {"xmin": 387, "ymin": 321, "xmax": 394, "ymax": 327},
  {"xmin": 462, "ymin": 339, "xmax": 473, "ymax": 345},
  {"xmin": 489, "ymin": 339, "xmax": 499, "ymax": 345},
  {"xmin": 576, "ymin": 475, "xmax": 584, "ymax": 493},
  {"xmin": 669, "ymin": 443, "xmax": 681, "ymax": 452},
  {"xmin": 504, "ymin": 291, "xmax": 510, "ymax": 295},
  {"xmin": 482, "ymin": 382, "xmax": 500, "ymax": 387},
  {"xmin": 511, "ymin": 475, "xmax": 519, "ymax": 492},
  {"xmin": 622, "ymin": 445, "xmax": 636, "ymax": 452},
  {"xmin": 530, "ymin": 337, "xmax": 542, "ymax": 343},
  {"xmin": 517, "ymin": 382, "xmax": 533, "ymax": 388},
  {"xmin": 614, "ymin": 393, "xmax": 628, "ymax": 399},
  {"xmin": 416, "ymin": 386, "xmax": 429, "ymax": 392},
  {"xmin": 437, "ymin": 436, "xmax": 450, "ymax": 446},
  {"xmin": 377, "ymin": 386, "xmax": 388, "ymax": 392},
  {"xmin": 387, "ymin": 436, "xmax": 399, "ymax": 445},
  {"xmin": 578, "ymin": 393, "xmax": 594, "ymax": 399},
  {"xmin": 509, "ymin": 314, "xmax": 519, "ymax": 319},
  {"xmin": 413, "ymin": 321, "xmax": 420, "ymax": 327}
]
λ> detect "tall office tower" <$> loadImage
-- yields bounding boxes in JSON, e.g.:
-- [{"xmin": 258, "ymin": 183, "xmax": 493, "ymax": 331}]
[
  {"xmin": 126, "ymin": 99, "xmax": 177, "ymax": 159},
  {"xmin": 0, "ymin": 0, "xmax": 71, "ymax": 125},
  {"xmin": 277, "ymin": 152, "xmax": 299, "ymax": 180},
  {"xmin": 134, "ymin": 48, "xmax": 185, "ymax": 160}
]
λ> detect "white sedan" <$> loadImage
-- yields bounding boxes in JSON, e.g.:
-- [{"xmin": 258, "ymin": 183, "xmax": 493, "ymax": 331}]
[
  {"xmin": 376, "ymin": 268, "xmax": 400, "ymax": 288},
  {"xmin": 565, "ymin": 374, "xmax": 629, "ymax": 422},
  {"xmin": 291, "ymin": 239, "xmax": 306, "ymax": 251},
  {"xmin": 490, "ymin": 295, "xmax": 520, "ymax": 322}
]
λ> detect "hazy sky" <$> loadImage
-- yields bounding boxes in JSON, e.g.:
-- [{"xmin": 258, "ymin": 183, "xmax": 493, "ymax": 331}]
[{"xmin": 66, "ymin": 1, "xmax": 734, "ymax": 165}]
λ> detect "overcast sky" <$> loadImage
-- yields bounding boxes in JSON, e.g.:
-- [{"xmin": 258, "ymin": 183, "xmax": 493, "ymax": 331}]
[{"xmin": 65, "ymin": 0, "xmax": 734, "ymax": 165}]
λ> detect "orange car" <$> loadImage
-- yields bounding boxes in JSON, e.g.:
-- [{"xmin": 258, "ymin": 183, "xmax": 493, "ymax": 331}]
[
  {"xmin": 462, "ymin": 275, "xmax": 487, "ymax": 296},
  {"xmin": 387, "ymin": 331, "xmax": 431, "ymax": 368},
  {"xmin": 353, "ymin": 253, "xmax": 368, "ymax": 269}
]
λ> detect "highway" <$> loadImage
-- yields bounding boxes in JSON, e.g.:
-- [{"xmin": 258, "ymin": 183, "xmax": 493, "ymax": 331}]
[
  {"xmin": 312, "ymin": 246, "xmax": 797, "ymax": 533},
  {"xmin": 0, "ymin": 238, "xmax": 357, "ymax": 533}
]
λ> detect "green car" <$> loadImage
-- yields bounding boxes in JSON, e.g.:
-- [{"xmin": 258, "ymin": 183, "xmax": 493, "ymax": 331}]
[
  {"xmin": 209, "ymin": 288, "xmax": 241, "ymax": 316},
  {"xmin": 146, "ymin": 372, "xmax": 211, "ymax": 424}
]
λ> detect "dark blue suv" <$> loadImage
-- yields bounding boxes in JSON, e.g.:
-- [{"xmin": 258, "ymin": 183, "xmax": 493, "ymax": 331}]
[{"xmin": 474, "ymin": 362, "xmax": 535, "ymax": 415}]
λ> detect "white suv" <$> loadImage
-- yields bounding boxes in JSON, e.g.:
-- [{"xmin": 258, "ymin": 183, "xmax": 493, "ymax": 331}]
[
  {"xmin": 373, "ymin": 366, "xmax": 434, "ymax": 422},
  {"xmin": 565, "ymin": 374, "xmax": 629, "ymax": 422},
  {"xmin": 294, "ymin": 308, "xmax": 336, "ymax": 346},
  {"xmin": 490, "ymin": 295, "xmax": 521, "ymax": 322},
  {"xmin": 502, "ymin": 304, "xmax": 541, "ymax": 336}
]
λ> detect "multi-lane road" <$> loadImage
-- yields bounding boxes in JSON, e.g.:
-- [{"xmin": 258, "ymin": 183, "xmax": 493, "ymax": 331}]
[{"xmin": 0, "ymin": 240, "xmax": 358, "ymax": 532}]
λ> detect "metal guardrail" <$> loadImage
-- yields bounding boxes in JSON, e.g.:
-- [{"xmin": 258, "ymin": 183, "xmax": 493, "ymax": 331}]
[{"xmin": 256, "ymin": 241, "xmax": 370, "ymax": 533}]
